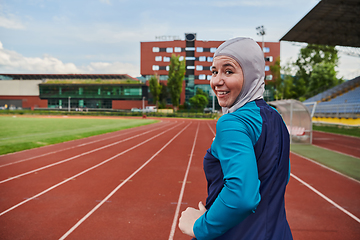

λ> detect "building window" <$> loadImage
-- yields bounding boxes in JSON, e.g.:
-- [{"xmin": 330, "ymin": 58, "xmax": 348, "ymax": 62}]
[
  {"xmin": 152, "ymin": 47, "xmax": 160, "ymax": 52},
  {"xmin": 164, "ymin": 57, "xmax": 170, "ymax": 62},
  {"xmin": 207, "ymin": 57, "xmax": 213, "ymax": 62},
  {"xmin": 210, "ymin": 48, "xmax": 217, "ymax": 53},
  {"xmin": 197, "ymin": 47, "xmax": 203, "ymax": 52},
  {"xmin": 186, "ymin": 56, "xmax": 196, "ymax": 60},
  {"xmin": 265, "ymin": 75, "xmax": 273, "ymax": 80},
  {"xmin": 207, "ymin": 75, "xmax": 212, "ymax": 80},
  {"xmin": 187, "ymin": 66, "xmax": 195, "ymax": 70},
  {"xmin": 196, "ymin": 65, "xmax": 203, "ymax": 71},
  {"xmin": 155, "ymin": 56, "xmax": 162, "ymax": 61},
  {"xmin": 185, "ymin": 47, "xmax": 195, "ymax": 51},
  {"xmin": 265, "ymin": 66, "xmax": 270, "ymax": 71},
  {"xmin": 199, "ymin": 74, "xmax": 206, "ymax": 80},
  {"xmin": 199, "ymin": 56, "xmax": 206, "ymax": 62},
  {"xmin": 265, "ymin": 56, "xmax": 273, "ymax": 62},
  {"xmin": 263, "ymin": 47, "xmax": 270, "ymax": 53},
  {"xmin": 175, "ymin": 47, "xmax": 182, "ymax": 52},
  {"xmin": 152, "ymin": 65, "xmax": 159, "ymax": 71},
  {"xmin": 166, "ymin": 66, "xmax": 169, "ymax": 71},
  {"xmin": 179, "ymin": 56, "xmax": 184, "ymax": 61},
  {"xmin": 166, "ymin": 47, "xmax": 173, "ymax": 53}
]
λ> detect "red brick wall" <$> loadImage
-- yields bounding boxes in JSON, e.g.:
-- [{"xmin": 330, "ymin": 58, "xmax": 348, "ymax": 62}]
[
  {"xmin": 112, "ymin": 100, "xmax": 147, "ymax": 110},
  {"xmin": 0, "ymin": 96, "xmax": 48, "ymax": 109}
]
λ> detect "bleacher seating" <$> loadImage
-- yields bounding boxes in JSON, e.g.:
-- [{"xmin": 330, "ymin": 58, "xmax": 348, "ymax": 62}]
[
  {"xmin": 304, "ymin": 76, "xmax": 360, "ymax": 117},
  {"xmin": 304, "ymin": 76, "xmax": 360, "ymax": 104}
]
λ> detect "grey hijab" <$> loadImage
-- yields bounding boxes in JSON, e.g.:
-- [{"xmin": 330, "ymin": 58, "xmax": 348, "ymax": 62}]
[{"xmin": 213, "ymin": 37, "xmax": 265, "ymax": 114}]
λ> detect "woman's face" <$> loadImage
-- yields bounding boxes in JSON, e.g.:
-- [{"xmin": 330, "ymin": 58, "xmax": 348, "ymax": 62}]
[{"xmin": 210, "ymin": 56, "xmax": 244, "ymax": 108}]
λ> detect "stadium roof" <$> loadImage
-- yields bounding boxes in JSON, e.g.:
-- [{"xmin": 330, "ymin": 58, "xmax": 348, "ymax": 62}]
[
  {"xmin": 280, "ymin": 0, "xmax": 360, "ymax": 47},
  {"xmin": 0, "ymin": 73, "xmax": 138, "ymax": 81}
]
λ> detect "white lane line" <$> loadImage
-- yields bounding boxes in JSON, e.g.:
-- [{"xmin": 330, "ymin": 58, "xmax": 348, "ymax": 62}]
[
  {"xmin": 0, "ymin": 121, "xmax": 172, "ymax": 168},
  {"xmin": 0, "ymin": 122, "xmax": 183, "ymax": 217},
  {"xmin": 0, "ymin": 122, "xmax": 174, "ymax": 184},
  {"xmin": 291, "ymin": 151, "xmax": 360, "ymax": 184},
  {"xmin": 59, "ymin": 122, "xmax": 191, "ymax": 240},
  {"xmin": 207, "ymin": 122, "xmax": 216, "ymax": 136},
  {"xmin": 312, "ymin": 144, "xmax": 360, "ymax": 159},
  {"xmin": 290, "ymin": 173, "xmax": 360, "ymax": 224},
  {"xmin": 168, "ymin": 122, "xmax": 199, "ymax": 240}
]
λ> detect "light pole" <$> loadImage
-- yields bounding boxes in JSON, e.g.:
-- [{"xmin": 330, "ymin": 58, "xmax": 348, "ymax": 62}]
[
  {"xmin": 68, "ymin": 96, "xmax": 71, "ymax": 112},
  {"xmin": 256, "ymin": 25, "xmax": 265, "ymax": 54}
]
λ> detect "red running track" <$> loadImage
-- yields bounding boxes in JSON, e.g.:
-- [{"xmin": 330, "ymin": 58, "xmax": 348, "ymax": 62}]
[
  {"xmin": 0, "ymin": 119, "xmax": 359, "ymax": 239},
  {"xmin": 312, "ymin": 131, "xmax": 360, "ymax": 158}
]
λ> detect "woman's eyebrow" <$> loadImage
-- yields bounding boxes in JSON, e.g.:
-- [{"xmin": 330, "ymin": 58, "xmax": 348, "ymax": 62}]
[{"xmin": 223, "ymin": 63, "xmax": 235, "ymax": 68}]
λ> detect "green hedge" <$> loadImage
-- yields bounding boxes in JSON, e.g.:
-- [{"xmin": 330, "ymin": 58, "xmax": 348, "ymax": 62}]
[{"xmin": 0, "ymin": 109, "xmax": 218, "ymax": 119}]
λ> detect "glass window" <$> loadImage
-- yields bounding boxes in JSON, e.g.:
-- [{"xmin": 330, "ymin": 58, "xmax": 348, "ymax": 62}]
[
  {"xmin": 185, "ymin": 47, "xmax": 195, "ymax": 51},
  {"xmin": 175, "ymin": 47, "xmax": 182, "ymax": 52},
  {"xmin": 265, "ymin": 75, "xmax": 273, "ymax": 80},
  {"xmin": 210, "ymin": 47, "xmax": 217, "ymax": 53},
  {"xmin": 164, "ymin": 57, "xmax": 170, "ymax": 62},
  {"xmin": 207, "ymin": 75, "xmax": 212, "ymax": 80},
  {"xmin": 152, "ymin": 47, "xmax": 159, "ymax": 52},
  {"xmin": 197, "ymin": 47, "xmax": 203, "ymax": 52},
  {"xmin": 187, "ymin": 66, "xmax": 195, "ymax": 70},
  {"xmin": 263, "ymin": 47, "xmax": 270, "ymax": 53},
  {"xmin": 179, "ymin": 56, "xmax": 184, "ymax": 61},
  {"xmin": 265, "ymin": 66, "xmax": 270, "ymax": 71},
  {"xmin": 186, "ymin": 57, "xmax": 196, "ymax": 60},
  {"xmin": 166, "ymin": 66, "xmax": 169, "ymax": 71},
  {"xmin": 199, "ymin": 74, "xmax": 206, "ymax": 80},
  {"xmin": 155, "ymin": 56, "xmax": 162, "ymax": 61},
  {"xmin": 196, "ymin": 65, "xmax": 203, "ymax": 71},
  {"xmin": 166, "ymin": 47, "xmax": 173, "ymax": 53},
  {"xmin": 265, "ymin": 56, "xmax": 273, "ymax": 62},
  {"xmin": 207, "ymin": 57, "xmax": 213, "ymax": 62},
  {"xmin": 199, "ymin": 56, "xmax": 206, "ymax": 62},
  {"xmin": 152, "ymin": 65, "xmax": 159, "ymax": 71}
]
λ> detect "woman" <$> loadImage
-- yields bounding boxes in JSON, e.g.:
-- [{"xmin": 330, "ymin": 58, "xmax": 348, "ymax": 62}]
[{"xmin": 179, "ymin": 37, "xmax": 293, "ymax": 240}]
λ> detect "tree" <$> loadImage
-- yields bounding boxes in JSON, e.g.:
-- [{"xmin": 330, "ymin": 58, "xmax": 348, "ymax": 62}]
[
  {"xmin": 167, "ymin": 54, "xmax": 186, "ymax": 111},
  {"xmin": 307, "ymin": 62, "xmax": 343, "ymax": 97},
  {"xmin": 149, "ymin": 75, "xmax": 162, "ymax": 107},
  {"xmin": 189, "ymin": 89, "xmax": 208, "ymax": 111},
  {"xmin": 158, "ymin": 82, "xmax": 169, "ymax": 108},
  {"xmin": 293, "ymin": 44, "xmax": 340, "ymax": 100}
]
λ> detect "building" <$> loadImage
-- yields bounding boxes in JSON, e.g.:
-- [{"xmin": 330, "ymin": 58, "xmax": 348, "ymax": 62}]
[
  {"xmin": 0, "ymin": 74, "xmax": 148, "ymax": 110},
  {"xmin": 141, "ymin": 33, "xmax": 280, "ymax": 106}
]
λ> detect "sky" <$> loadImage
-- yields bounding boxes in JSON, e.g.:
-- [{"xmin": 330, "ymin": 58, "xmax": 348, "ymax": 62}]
[{"xmin": 0, "ymin": 0, "xmax": 359, "ymax": 80}]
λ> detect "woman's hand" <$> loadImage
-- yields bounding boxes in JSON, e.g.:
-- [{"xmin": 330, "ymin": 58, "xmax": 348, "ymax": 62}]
[{"xmin": 179, "ymin": 201, "xmax": 207, "ymax": 237}]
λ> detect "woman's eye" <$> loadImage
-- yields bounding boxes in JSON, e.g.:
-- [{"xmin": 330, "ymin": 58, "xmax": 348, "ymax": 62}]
[
  {"xmin": 212, "ymin": 70, "xmax": 218, "ymax": 75},
  {"xmin": 225, "ymin": 70, "xmax": 233, "ymax": 75}
]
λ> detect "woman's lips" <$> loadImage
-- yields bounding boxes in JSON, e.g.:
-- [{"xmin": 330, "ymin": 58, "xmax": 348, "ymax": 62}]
[{"xmin": 216, "ymin": 91, "xmax": 230, "ymax": 97}]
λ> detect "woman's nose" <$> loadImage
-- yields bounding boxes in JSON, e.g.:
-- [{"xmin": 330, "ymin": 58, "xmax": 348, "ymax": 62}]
[{"xmin": 211, "ymin": 74, "xmax": 224, "ymax": 86}]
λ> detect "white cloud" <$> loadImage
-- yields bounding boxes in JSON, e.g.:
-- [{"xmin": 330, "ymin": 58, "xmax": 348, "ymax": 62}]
[
  {"xmin": 0, "ymin": 14, "xmax": 25, "ymax": 29},
  {"xmin": 0, "ymin": 41, "xmax": 140, "ymax": 76}
]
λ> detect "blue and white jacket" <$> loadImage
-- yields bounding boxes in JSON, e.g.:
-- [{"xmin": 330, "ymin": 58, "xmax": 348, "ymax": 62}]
[{"xmin": 193, "ymin": 99, "xmax": 293, "ymax": 240}]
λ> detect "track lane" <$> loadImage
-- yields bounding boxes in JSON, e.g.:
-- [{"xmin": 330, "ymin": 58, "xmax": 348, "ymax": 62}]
[
  {"xmin": 0, "ymin": 121, "xmax": 190, "ymax": 239},
  {"xmin": 0, "ymin": 121, "xmax": 183, "ymax": 215},
  {"xmin": 312, "ymin": 131, "xmax": 360, "ymax": 158},
  {"xmin": 59, "ymin": 121, "xmax": 197, "ymax": 240},
  {"xmin": 286, "ymin": 152, "xmax": 360, "ymax": 240},
  {"xmin": 1, "ymin": 118, "xmax": 359, "ymax": 240}
]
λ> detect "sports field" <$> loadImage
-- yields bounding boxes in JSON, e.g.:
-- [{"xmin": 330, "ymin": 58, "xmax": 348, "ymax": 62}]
[
  {"xmin": 0, "ymin": 116, "xmax": 157, "ymax": 155},
  {"xmin": 0, "ymin": 116, "xmax": 359, "ymax": 239}
]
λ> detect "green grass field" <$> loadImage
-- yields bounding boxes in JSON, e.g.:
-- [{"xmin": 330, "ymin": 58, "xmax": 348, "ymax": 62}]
[
  {"xmin": 291, "ymin": 144, "xmax": 360, "ymax": 181},
  {"xmin": 0, "ymin": 116, "xmax": 157, "ymax": 155}
]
